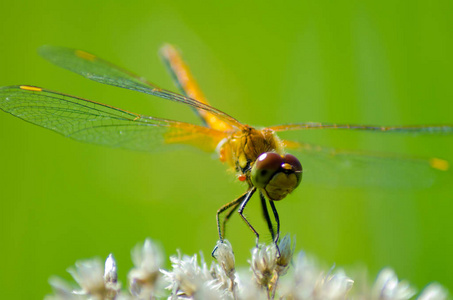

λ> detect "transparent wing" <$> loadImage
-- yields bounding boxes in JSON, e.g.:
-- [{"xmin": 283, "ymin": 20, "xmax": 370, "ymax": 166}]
[
  {"xmin": 283, "ymin": 140, "xmax": 452, "ymax": 189},
  {"xmin": 0, "ymin": 86, "xmax": 227, "ymax": 152},
  {"xmin": 38, "ymin": 45, "xmax": 245, "ymax": 130},
  {"xmin": 268, "ymin": 122, "xmax": 453, "ymax": 134}
]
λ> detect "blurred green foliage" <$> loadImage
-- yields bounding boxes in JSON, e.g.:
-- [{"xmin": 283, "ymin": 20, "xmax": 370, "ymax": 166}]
[{"xmin": 0, "ymin": 0, "xmax": 452, "ymax": 298}]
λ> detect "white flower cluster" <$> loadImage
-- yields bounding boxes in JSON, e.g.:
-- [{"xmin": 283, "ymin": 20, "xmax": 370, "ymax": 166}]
[{"xmin": 45, "ymin": 237, "xmax": 449, "ymax": 300}]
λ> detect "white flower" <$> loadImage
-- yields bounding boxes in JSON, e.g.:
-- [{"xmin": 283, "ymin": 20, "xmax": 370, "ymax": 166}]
[
  {"xmin": 280, "ymin": 252, "xmax": 353, "ymax": 300},
  {"xmin": 128, "ymin": 238, "xmax": 164, "ymax": 298},
  {"xmin": 161, "ymin": 251, "xmax": 227, "ymax": 299},
  {"xmin": 283, "ymin": 252, "xmax": 319, "ymax": 299},
  {"xmin": 68, "ymin": 258, "xmax": 106, "ymax": 297},
  {"xmin": 314, "ymin": 268, "xmax": 354, "ymax": 299},
  {"xmin": 417, "ymin": 282, "xmax": 449, "ymax": 300},
  {"xmin": 249, "ymin": 243, "xmax": 278, "ymax": 287},
  {"xmin": 104, "ymin": 254, "xmax": 121, "ymax": 298},
  {"xmin": 104, "ymin": 254, "xmax": 117, "ymax": 284},
  {"xmin": 235, "ymin": 269, "xmax": 268, "ymax": 300},
  {"xmin": 212, "ymin": 239, "xmax": 235, "ymax": 278},
  {"xmin": 44, "ymin": 238, "xmax": 450, "ymax": 300},
  {"xmin": 45, "ymin": 277, "xmax": 81, "ymax": 300},
  {"xmin": 371, "ymin": 268, "xmax": 416, "ymax": 300},
  {"xmin": 45, "ymin": 256, "xmax": 122, "ymax": 300},
  {"xmin": 276, "ymin": 234, "xmax": 295, "ymax": 276}
]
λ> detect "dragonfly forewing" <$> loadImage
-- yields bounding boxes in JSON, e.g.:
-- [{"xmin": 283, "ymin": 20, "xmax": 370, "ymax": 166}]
[
  {"xmin": 38, "ymin": 45, "xmax": 244, "ymax": 130},
  {"xmin": 0, "ymin": 85, "xmax": 226, "ymax": 152}
]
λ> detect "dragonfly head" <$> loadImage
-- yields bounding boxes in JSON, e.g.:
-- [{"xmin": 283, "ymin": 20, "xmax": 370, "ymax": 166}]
[{"xmin": 250, "ymin": 152, "xmax": 303, "ymax": 201}]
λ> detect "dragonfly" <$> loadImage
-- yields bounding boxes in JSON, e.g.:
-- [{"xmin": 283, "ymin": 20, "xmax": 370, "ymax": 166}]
[{"xmin": 0, "ymin": 45, "xmax": 452, "ymax": 254}]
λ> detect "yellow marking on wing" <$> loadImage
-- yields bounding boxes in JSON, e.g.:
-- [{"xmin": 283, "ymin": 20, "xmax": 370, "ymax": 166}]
[
  {"xmin": 20, "ymin": 85, "xmax": 42, "ymax": 92},
  {"xmin": 75, "ymin": 50, "xmax": 96, "ymax": 61},
  {"xmin": 429, "ymin": 158, "xmax": 450, "ymax": 171}
]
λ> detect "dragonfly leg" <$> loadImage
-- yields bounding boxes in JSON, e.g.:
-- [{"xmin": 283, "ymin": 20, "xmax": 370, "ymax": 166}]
[
  {"xmin": 269, "ymin": 200, "xmax": 281, "ymax": 257},
  {"xmin": 212, "ymin": 191, "xmax": 249, "ymax": 258},
  {"xmin": 216, "ymin": 191, "xmax": 249, "ymax": 241},
  {"xmin": 222, "ymin": 202, "xmax": 241, "ymax": 238},
  {"xmin": 237, "ymin": 187, "xmax": 259, "ymax": 246},
  {"xmin": 260, "ymin": 192, "xmax": 275, "ymax": 241}
]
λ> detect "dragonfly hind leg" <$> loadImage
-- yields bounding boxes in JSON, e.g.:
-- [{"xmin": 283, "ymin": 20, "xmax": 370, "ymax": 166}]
[
  {"xmin": 260, "ymin": 192, "xmax": 281, "ymax": 257},
  {"xmin": 260, "ymin": 192, "xmax": 276, "ymax": 241},
  {"xmin": 216, "ymin": 190, "xmax": 248, "ymax": 241},
  {"xmin": 269, "ymin": 199, "xmax": 281, "ymax": 257},
  {"xmin": 212, "ymin": 190, "xmax": 249, "ymax": 258},
  {"xmin": 222, "ymin": 201, "xmax": 241, "ymax": 238}
]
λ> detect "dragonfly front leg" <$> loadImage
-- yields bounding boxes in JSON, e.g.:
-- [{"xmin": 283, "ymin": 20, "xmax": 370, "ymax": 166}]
[{"xmin": 237, "ymin": 187, "xmax": 259, "ymax": 246}]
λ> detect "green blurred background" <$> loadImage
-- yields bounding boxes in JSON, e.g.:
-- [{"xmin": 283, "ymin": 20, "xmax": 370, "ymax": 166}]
[{"xmin": 0, "ymin": 0, "xmax": 452, "ymax": 298}]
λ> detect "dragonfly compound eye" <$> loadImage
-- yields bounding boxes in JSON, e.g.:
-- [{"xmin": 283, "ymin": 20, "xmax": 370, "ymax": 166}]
[
  {"xmin": 251, "ymin": 152, "xmax": 285, "ymax": 188},
  {"xmin": 284, "ymin": 153, "xmax": 303, "ymax": 187},
  {"xmin": 251, "ymin": 152, "xmax": 303, "ymax": 200}
]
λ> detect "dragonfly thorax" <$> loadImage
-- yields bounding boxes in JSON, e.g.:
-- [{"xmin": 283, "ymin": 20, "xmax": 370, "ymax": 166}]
[{"xmin": 218, "ymin": 126, "xmax": 283, "ymax": 174}]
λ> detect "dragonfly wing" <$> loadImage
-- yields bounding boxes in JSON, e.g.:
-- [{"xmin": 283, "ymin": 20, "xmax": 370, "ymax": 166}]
[
  {"xmin": 0, "ymin": 86, "xmax": 226, "ymax": 152},
  {"xmin": 159, "ymin": 44, "xmax": 234, "ymax": 132},
  {"xmin": 283, "ymin": 140, "xmax": 452, "ymax": 189},
  {"xmin": 38, "ymin": 45, "xmax": 244, "ymax": 129},
  {"xmin": 268, "ymin": 122, "xmax": 453, "ymax": 134}
]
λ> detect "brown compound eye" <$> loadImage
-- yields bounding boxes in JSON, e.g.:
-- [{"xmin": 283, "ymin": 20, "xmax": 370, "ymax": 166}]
[
  {"xmin": 251, "ymin": 152, "xmax": 284, "ymax": 188},
  {"xmin": 284, "ymin": 153, "xmax": 303, "ymax": 188},
  {"xmin": 284, "ymin": 154, "xmax": 302, "ymax": 173}
]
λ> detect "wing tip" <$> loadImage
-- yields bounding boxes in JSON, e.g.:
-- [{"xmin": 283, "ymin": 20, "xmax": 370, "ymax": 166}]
[
  {"xmin": 429, "ymin": 157, "xmax": 450, "ymax": 171},
  {"xmin": 159, "ymin": 43, "xmax": 178, "ymax": 56}
]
